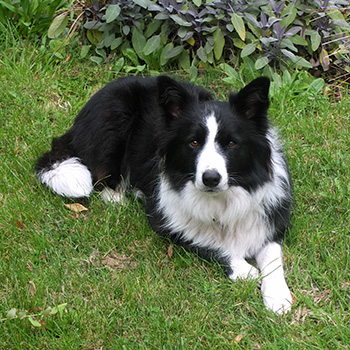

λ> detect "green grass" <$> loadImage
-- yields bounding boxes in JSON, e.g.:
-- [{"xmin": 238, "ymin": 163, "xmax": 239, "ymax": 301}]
[{"xmin": 1, "ymin": 29, "xmax": 350, "ymax": 350}]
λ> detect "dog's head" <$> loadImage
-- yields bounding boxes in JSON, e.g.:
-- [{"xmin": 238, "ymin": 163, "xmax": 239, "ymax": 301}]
[{"xmin": 157, "ymin": 76, "xmax": 272, "ymax": 193}]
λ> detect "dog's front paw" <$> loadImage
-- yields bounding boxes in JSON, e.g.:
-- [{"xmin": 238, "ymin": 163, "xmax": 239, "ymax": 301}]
[
  {"xmin": 229, "ymin": 263, "xmax": 260, "ymax": 281},
  {"xmin": 261, "ymin": 279, "xmax": 292, "ymax": 314}
]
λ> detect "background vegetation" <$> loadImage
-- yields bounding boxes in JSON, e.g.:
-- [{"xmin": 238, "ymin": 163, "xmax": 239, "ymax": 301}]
[
  {"xmin": 1, "ymin": 0, "xmax": 349, "ymax": 79},
  {"xmin": 0, "ymin": 0, "xmax": 350, "ymax": 349}
]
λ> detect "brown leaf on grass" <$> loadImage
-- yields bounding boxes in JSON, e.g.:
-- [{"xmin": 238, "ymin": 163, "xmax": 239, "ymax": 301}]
[
  {"xmin": 64, "ymin": 203, "xmax": 88, "ymax": 213},
  {"xmin": 15, "ymin": 220, "xmax": 25, "ymax": 229},
  {"xmin": 234, "ymin": 334, "xmax": 244, "ymax": 343},
  {"xmin": 291, "ymin": 291, "xmax": 296, "ymax": 305},
  {"xmin": 28, "ymin": 280, "xmax": 36, "ymax": 297},
  {"xmin": 342, "ymin": 282, "xmax": 350, "ymax": 289},
  {"xmin": 167, "ymin": 244, "xmax": 173, "ymax": 259},
  {"xmin": 27, "ymin": 262, "xmax": 33, "ymax": 272}
]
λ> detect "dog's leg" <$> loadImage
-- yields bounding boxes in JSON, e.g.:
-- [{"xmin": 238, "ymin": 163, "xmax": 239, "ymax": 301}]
[
  {"xmin": 228, "ymin": 257, "xmax": 260, "ymax": 281},
  {"xmin": 256, "ymin": 242, "xmax": 292, "ymax": 314}
]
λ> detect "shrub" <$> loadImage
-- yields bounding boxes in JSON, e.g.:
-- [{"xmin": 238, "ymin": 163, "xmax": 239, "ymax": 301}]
[
  {"xmin": 49, "ymin": 0, "xmax": 350, "ymax": 77},
  {"xmin": 0, "ymin": 0, "xmax": 66, "ymax": 39}
]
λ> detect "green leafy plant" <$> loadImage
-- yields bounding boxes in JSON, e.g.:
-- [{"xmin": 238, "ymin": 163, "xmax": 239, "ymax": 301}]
[
  {"xmin": 0, "ymin": 0, "xmax": 67, "ymax": 39},
  {"xmin": 2, "ymin": 303, "xmax": 68, "ymax": 328},
  {"xmin": 47, "ymin": 0, "xmax": 348, "ymax": 78}
]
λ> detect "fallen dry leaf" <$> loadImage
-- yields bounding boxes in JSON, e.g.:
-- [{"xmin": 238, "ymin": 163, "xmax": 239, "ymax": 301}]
[
  {"xmin": 234, "ymin": 334, "xmax": 244, "ymax": 343},
  {"xmin": 15, "ymin": 220, "xmax": 25, "ymax": 229},
  {"xmin": 342, "ymin": 282, "xmax": 350, "ymax": 289},
  {"xmin": 64, "ymin": 203, "xmax": 88, "ymax": 213},
  {"xmin": 167, "ymin": 244, "xmax": 173, "ymax": 259},
  {"xmin": 28, "ymin": 280, "xmax": 36, "ymax": 297}
]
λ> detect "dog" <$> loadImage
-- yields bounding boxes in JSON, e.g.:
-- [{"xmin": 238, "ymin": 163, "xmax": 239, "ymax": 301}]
[{"xmin": 36, "ymin": 75, "xmax": 293, "ymax": 313}]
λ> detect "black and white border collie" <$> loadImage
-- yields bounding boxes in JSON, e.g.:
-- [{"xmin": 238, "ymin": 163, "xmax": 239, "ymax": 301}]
[{"xmin": 36, "ymin": 75, "xmax": 293, "ymax": 314}]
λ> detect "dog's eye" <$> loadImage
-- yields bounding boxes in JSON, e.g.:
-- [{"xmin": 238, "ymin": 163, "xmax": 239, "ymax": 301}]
[
  {"xmin": 190, "ymin": 140, "xmax": 199, "ymax": 148},
  {"xmin": 227, "ymin": 141, "xmax": 236, "ymax": 148}
]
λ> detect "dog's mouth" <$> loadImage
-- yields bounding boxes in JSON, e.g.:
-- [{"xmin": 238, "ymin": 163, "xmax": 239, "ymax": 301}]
[{"xmin": 195, "ymin": 183, "xmax": 228, "ymax": 194}]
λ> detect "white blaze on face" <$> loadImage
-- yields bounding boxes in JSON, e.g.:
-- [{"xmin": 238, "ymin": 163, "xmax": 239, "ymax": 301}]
[{"xmin": 195, "ymin": 114, "xmax": 228, "ymax": 192}]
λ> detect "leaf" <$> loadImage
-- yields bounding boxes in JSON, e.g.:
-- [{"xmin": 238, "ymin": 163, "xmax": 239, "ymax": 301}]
[
  {"xmin": 280, "ymin": 5, "xmax": 297, "ymax": 28},
  {"xmin": 290, "ymin": 35, "xmax": 307, "ymax": 46},
  {"xmin": 186, "ymin": 37, "xmax": 195, "ymax": 46},
  {"xmin": 84, "ymin": 20, "xmax": 101, "ymax": 30},
  {"xmin": 15, "ymin": 219, "xmax": 25, "ymax": 229},
  {"xmin": 48, "ymin": 12, "xmax": 68, "ymax": 39},
  {"xmin": 285, "ymin": 27, "xmax": 301, "ymax": 38},
  {"xmin": 168, "ymin": 244, "xmax": 173, "ymax": 258},
  {"xmin": 50, "ymin": 303, "xmax": 68, "ymax": 315},
  {"xmin": 254, "ymin": 56, "xmax": 269, "ymax": 70},
  {"xmin": 281, "ymin": 38, "xmax": 297, "ymax": 52},
  {"xmin": 179, "ymin": 50, "xmax": 190, "ymax": 70},
  {"xmin": 122, "ymin": 25, "xmax": 130, "ymax": 36},
  {"xmin": 241, "ymin": 43, "xmax": 256, "ymax": 58},
  {"xmin": 309, "ymin": 78, "xmax": 325, "ymax": 93},
  {"xmin": 64, "ymin": 203, "xmax": 88, "ymax": 213},
  {"xmin": 7, "ymin": 308, "xmax": 17, "ymax": 320},
  {"xmin": 115, "ymin": 57, "xmax": 125, "ymax": 74},
  {"xmin": 220, "ymin": 63, "xmax": 239, "ymax": 80},
  {"xmin": 320, "ymin": 48, "xmax": 330, "ymax": 71},
  {"xmin": 105, "ymin": 4, "xmax": 121, "ymax": 23},
  {"xmin": 28, "ymin": 316, "xmax": 42, "ymax": 328},
  {"xmin": 132, "ymin": 28, "xmax": 146, "ymax": 58},
  {"xmin": 170, "ymin": 14, "xmax": 192, "ymax": 27},
  {"xmin": 281, "ymin": 49, "xmax": 296, "ymax": 61},
  {"xmin": 310, "ymin": 31, "xmax": 321, "ymax": 52},
  {"xmin": 193, "ymin": 0, "xmax": 202, "ymax": 6},
  {"xmin": 111, "ymin": 37, "xmax": 122, "ymax": 50},
  {"xmin": 160, "ymin": 43, "xmax": 173, "ymax": 66},
  {"xmin": 197, "ymin": 46, "xmax": 207, "ymax": 62},
  {"xmin": 28, "ymin": 280, "xmax": 36, "ymax": 297},
  {"xmin": 189, "ymin": 65, "xmax": 198, "ymax": 81},
  {"xmin": 132, "ymin": 0, "xmax": 153, "ymax": 9},
  {"xmin": 144, "ymin": 35, "xmax": 162, "ymax": 55},
  {"xmin": 231, "ymin": 12, "xmax": 245, "ymax": 41},
  {"xmin": 146, "ymin": 20, "xmax": 162, "ymax": 38},
  {"xmin": 213, "ymin": 28, "xmax": 225, "ymax": 60},
  {"xmin": 87, "ymin": 29, "xmax": 102, "ymax": 46},
  {"xmin": 123, "ymin": 48, "xmax": 140, "ymax": 66},
  {"xmin": 104, "ymin": 33, "xmax": 116, "ymax": 48},
  {"xmin": 18, "ymin": 311, "xmax": 27, "ymax": 319},
  {"xmin": 163, "ymin": 45, "xmax": 184, "ymax": 60},
  {"xmin": 234, "ymin": 334, "xmax": 244, "ymax": 343},
  {"xmin": 80, "ymin": 45, "xmax": 91, "ymax": 59},
  {"xmin": 293, "ymin": 56, "xmax": 313, "ymax": 69},
  {"xmin": 42, "ymin": 307, "xmax": 53, "ymax": 316},
  {"xmin": 233, "ymin": 38, "xmax": 246, "ymax": 49},
  {"xmin": 327, "ymin": 8, "xmax": 345, "ymax": 21}
]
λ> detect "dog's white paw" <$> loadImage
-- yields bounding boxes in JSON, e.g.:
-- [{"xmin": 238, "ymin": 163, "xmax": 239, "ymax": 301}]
[
  {"xmin": 261, "ymin": 279, "xmax": 292, "ymax": 314},
  {"xmin": 100, "ymin": 187, "xmax": 125, "ymax": 204},
  {"xmin": 229, "ymin": 262, "xmax": 260, "ymax": 281}
]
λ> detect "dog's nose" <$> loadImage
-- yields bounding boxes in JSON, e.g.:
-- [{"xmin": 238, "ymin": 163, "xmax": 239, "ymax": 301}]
[{"xmin": 202, "ymin": 169, "xmax": 221, "ymax": 188}]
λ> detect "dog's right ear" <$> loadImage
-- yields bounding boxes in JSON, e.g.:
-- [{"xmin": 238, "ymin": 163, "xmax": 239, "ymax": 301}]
[{"xmin": 157, "ymin": 75, "xmax": 191, "ymax": 118}]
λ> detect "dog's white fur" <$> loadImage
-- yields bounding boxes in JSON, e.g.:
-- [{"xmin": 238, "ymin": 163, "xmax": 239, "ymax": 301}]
[
  {"xmin": 37, "ymin": 157, "xmax": 93, "ymax": 198},
  {"xmin": 157, "ymin": 115, "xmax": 292, "ymax": 313}
]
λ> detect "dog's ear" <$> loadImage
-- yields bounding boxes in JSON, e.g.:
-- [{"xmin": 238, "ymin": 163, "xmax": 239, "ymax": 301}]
[
  {"xmin": 157, "ymin": 75, "xmax": 191, "ymax": 118},
  {"xmin": 229, "ymin": 77, "xmax": 270, "ymax": 120}
]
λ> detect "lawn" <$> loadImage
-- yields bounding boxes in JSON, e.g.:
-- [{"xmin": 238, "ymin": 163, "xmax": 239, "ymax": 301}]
[{"xmin": 1, "ymin": 29, "xmax": 350, "ymax": 349}]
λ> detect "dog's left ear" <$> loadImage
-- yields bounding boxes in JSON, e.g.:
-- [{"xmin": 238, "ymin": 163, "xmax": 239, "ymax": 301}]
[
  {"xmin": 157, "ymin": 75, "xmax": 191, "ymax": 118},
  {"xmin": 229, "ymin": 77, "xmax": 270, "ymax": 120},
  {"xmin": 157, "ymin": 75, "xmax": 213, "ymax": 118}
]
